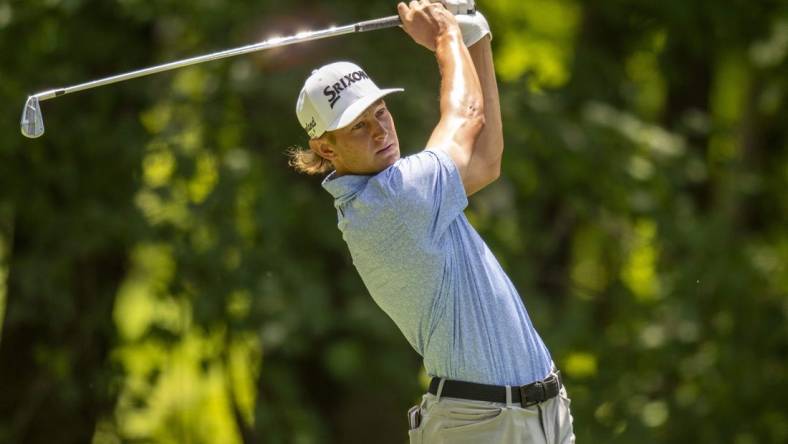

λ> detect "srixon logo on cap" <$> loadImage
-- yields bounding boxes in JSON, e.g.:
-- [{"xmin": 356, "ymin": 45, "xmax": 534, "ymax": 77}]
[{"xmin": 323, "ymin": 70, "xmax": 370, "ymax": 109}]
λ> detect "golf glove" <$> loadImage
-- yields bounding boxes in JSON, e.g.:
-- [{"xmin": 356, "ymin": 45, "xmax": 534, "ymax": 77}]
[
  {"xmin": 455, "ymin": 11, "xmax": 492, "ymax": 47},
  {"xmin": 441, "ymin": 0, "xmax": 476, "ymax": 15}
]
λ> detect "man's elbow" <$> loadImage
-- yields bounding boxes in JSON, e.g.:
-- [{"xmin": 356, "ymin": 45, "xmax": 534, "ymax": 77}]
[
  {"xmin": 485, "ymin": 155, "xmax": 502, "ymax": 185},
  {"xmin": 477, "ymin": 151, "xmax": 503, "ymax": 190},
  {"xmin": 487, "ymin": 140, "xmax": 504, "ymax": 180},
  {"xmin": 465, "ymin": 158, "xmax": 500, "ymax": 196},
  {"xmin": 490, "ymin": 160, "xmax": 501, "ymax": 183}
]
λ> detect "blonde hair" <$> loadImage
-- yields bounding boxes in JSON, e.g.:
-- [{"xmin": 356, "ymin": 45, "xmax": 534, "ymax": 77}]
[{"xmin": 286, "ymin": 133, "xmax": 336, "ymax": 175}]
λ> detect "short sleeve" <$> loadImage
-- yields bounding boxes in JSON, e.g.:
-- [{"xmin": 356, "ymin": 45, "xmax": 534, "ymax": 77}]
[{"xmin": 374, "ymin": 149, "xmax": 468, "ymax": 240}]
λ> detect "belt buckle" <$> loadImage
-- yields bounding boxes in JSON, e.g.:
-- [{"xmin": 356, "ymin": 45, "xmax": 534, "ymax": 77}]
[
  {"xmin": 519, "ymin": 380, "xmax": 544, "ymax": 408},
  {"xmin": 543, "ymin": 373, "xmax": 558, "ymax": 391}
]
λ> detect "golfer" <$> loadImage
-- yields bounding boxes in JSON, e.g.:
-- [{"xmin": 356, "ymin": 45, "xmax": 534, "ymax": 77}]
[{"xmin": 290, "ymin": 1, "xmax": 575, "ymax": 442}]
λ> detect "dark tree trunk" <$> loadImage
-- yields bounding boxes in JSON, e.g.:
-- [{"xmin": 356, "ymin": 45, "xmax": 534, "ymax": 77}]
[
  {"xmin": 0, "ymin": 211, "xmax": 128, "ymax": 443},
  {"xmin": 661, "ymin": 32, "xmax": 714, "ymax": 212}
]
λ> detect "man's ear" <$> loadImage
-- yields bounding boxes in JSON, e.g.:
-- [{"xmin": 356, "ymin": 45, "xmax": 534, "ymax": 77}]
[{"xmin": 308, "ymin": 136, "xmax": 336, "ymax": 161}]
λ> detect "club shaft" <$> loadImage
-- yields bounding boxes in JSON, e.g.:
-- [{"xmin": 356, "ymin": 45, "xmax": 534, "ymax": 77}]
[{"xmin": 31, "ymin": 15, "xmax": 402, "ymax": 102}]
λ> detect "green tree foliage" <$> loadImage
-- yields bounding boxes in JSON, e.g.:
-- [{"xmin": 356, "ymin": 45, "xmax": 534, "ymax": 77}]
[{"xmin": 1, "ymin": 0, "xmax": 786, "ymax": 443}]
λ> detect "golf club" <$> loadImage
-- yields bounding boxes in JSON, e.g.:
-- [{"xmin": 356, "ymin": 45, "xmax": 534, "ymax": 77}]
[{"xmin": 19, "ymin": 7, "xmax": 473, "ymax": 139}]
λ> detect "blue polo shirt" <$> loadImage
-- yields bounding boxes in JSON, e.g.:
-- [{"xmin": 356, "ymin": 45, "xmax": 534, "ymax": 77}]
[{"xmin": 322, "ymin": 148, "xmax": 552, "ymax": 386}]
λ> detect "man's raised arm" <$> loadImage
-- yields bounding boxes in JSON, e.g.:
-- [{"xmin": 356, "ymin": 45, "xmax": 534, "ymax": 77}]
[
  {"xmin": 398, "ymin": 0, "xmax": 486, "ymax": 194},
  {"xmin": 463, "ymin": 34, "xmax": 503, "ymax": 195}
]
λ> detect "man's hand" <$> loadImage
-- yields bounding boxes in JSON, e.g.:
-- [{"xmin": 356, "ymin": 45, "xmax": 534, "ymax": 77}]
[{"xmin": 397, "ymin": 0, "xmax": 461, "ymax": 52}]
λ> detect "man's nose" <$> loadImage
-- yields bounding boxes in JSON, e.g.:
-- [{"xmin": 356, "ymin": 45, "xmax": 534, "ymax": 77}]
[{"xmin": 371, "ymin": 120, "xmax": 386, "ymax": 140}]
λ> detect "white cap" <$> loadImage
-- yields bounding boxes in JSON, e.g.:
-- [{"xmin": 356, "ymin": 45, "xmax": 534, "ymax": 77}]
[{"xmin": 296, "ymin": 61, "xmax": 403, "ymax": 139}]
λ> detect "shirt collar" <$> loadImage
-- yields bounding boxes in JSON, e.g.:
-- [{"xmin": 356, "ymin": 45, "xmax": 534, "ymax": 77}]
[{"xmin": 321, "ymin": 171, "xmax": 372, "ymax": 206}]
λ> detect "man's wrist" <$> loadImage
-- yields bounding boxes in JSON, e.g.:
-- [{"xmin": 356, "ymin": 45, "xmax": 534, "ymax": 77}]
[{"xmin": 436, "ymin": 27, "xmax": 464, "ymax": 46}]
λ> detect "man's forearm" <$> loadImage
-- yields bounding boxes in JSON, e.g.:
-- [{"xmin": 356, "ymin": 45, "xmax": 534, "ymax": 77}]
[
  {"xmin": 398, "ymin": 0, "xmax": 488, "ymax": 194},
  {"xmin": 430, "ymin": 27, "xmax": 485, "ymax": 165},
  {"xmin": 425, "ymin": 24, "xmax": 486, "ymax": 185},
  {"xmin": 435, "ymin": 29, "xmax": 484, "ymax": 125},
  {"xmin": 466, "ymin": 36, "xmax": 503, "ymax": 184}
]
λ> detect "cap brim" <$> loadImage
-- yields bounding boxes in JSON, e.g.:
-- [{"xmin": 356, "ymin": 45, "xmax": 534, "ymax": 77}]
[{"xmin": 325, "ymin": 88, "xmax": 404, "ymax": 132}]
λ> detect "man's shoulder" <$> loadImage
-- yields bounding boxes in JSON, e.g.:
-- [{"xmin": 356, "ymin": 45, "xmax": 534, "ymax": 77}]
[
  {"xmin": 373, "ymin": 148, "xmax": 450, "ymax": 187},
  {"xmin": 393, "ymin": 148, "xmax": 448, "ymax": 168},
  {"xmin": 334, "ymin": 148, "xmax": 455, "ymax": 213}
]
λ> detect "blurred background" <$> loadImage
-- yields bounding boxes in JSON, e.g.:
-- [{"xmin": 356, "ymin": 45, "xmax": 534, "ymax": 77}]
[{"xmin": 1, "ymin": 0, "xmax": 787, "ymax": 443}]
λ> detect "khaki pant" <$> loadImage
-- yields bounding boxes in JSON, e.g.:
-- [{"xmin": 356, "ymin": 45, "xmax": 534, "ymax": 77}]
[{"xmin": 408, "ymin": 386, "xmax": 575, "ymax": 444}]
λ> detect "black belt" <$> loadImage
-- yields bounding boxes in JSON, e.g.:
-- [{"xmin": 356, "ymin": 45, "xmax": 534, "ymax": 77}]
[{"xmin": 428, "ymin": 371, "xmax": 563, "ymax": 408}]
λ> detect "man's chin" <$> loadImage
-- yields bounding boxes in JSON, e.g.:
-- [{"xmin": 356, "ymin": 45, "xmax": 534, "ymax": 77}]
[{"xmin": 380, "ymin": 152, "xmax": 400, "ymax": 169}]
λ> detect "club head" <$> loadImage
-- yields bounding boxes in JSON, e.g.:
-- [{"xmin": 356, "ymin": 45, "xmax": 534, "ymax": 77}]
[{"xmin": 21, "ymin": 96, "xmax": 45, "ymax": 138}]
